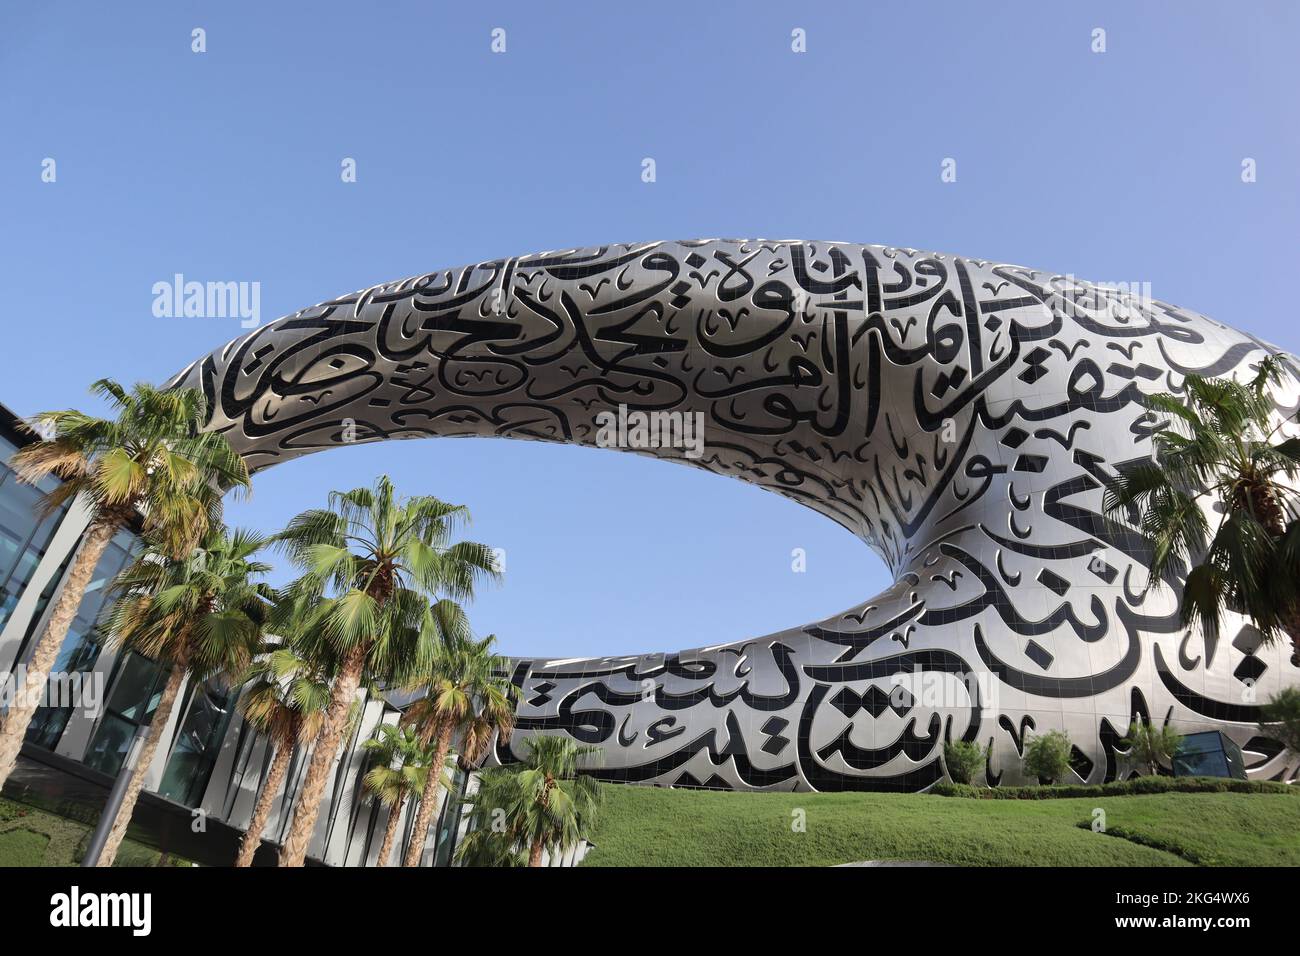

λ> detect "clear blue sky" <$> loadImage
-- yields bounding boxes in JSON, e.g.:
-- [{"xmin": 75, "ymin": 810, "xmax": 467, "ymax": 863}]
[{"xmin": 1, "ymin": 1, "xmax": 1296, "ymax": 658}]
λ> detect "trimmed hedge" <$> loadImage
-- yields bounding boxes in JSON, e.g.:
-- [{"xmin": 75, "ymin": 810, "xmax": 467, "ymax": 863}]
[{"xmin": 931, "ymin": 776, "xmax": 1297, "ymax": 799}]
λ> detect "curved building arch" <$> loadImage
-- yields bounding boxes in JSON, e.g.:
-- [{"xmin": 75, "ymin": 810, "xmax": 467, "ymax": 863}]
[{"xmin": 172, "ymin": 239, "xmax": 1300, "ymax": 790}]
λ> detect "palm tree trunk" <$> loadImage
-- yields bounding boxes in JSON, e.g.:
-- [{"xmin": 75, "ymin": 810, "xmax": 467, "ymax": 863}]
[
  {"xmin": 373, "ymin": 793, "xmax": 407, "ymax": 867},
  {"xmin": 95, "ymin": 661, "xmax": 188, "ymax": 867},
  {"xmin": 277, "ymin": 644, "xmax": 366, "ymax": 867},
  {"xmin": 0, "ymin": 519, "xmax": 117, "ymax": 789},
  {"xmin": 234, "ymin": 739, "xmax": 293, "ymax": 867},
  {"xmin": 529, "ymin": 776, "xmax": 555, "ymax": 866},
  {"xmin": 401, "ymin": 724, "xmax": 452, "ymax": 868}
]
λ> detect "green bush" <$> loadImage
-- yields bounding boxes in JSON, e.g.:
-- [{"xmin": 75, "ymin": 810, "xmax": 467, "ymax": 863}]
[
  {"xmin": 1024, "ymin": 730, "xmax": 1073, "ymax": 785},
  {"xmin": 931, "ymin": 775, "xmax": 1298, "ymax": 799},
  {"xmin": 943, "ymin": 740, "xmax": 989, "ymax": 785}
]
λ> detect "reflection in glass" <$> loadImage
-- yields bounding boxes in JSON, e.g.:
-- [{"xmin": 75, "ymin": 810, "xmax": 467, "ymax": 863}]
[
  {"xmin": 25, "ymin": 532, "xmax": 137, "ymax": 751},
  {"xmin": 158, "ymin": 682, "xmax": 235, "ymax": 807},
  {"xmin": 83, "ymin": 651, "xmax": 166, "ymax": 776},
  {"xmin": 0, "ymin": 436, "xmax": 69, "ymax": 633},
  {"xmin": 84, "ymin": 713, "xmax": 137, "ymax": 776},
  {"xmin": 106, "ymin": 653, "xmax": 165, "ymax": 723},
  {"xmin": 25, "ymin": 634, "xmax": 102, "ymax": 749}
]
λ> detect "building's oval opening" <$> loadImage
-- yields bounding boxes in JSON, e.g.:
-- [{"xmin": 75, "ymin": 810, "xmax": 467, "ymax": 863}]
[{"xmin": 222, "ymin": 435, "xmax": 888, "ymax": 659}]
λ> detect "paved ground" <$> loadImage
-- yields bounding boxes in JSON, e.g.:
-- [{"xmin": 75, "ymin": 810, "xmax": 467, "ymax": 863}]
[{"xmin": 834, "ymin": 860, "xmax": 951, "ymax": 867}]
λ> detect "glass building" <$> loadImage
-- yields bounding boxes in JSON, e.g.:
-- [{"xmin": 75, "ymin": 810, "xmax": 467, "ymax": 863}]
[
  {"xmin": 0, "ymin": 432, "xmax": 69, "ymax": 635},
  {"xmin": 0, "ymin": 402, "xmax": 471, "ymax": 866},
  {"xmin": 1173, "ymin": 731, "xmax": 1250, "ymax": 780}
]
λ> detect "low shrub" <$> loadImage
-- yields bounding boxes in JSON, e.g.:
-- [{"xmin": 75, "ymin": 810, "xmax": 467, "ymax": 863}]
[
  {"xmin": 1023, "ymin": 729, "xmax": 1073, "ymax": 784},
  {"xmin": 1122, "ymin": 721, "xmax": 1182, "ymax": 776},
  {"xmin": 931, "ymin": 776, "xmax": 1297, "ymax": 799},
  {"xmin": 943, "ymin": 740, "xmax": 989, "ymax": 785}
]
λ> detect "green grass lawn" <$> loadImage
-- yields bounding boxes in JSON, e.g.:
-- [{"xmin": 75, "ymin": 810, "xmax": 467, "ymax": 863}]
[
  {"xmin": 580, "ymin": 784, "xmax": 1300, "ymax": 867},
  {"xmin": 0, "ymin": 828, "xmax": 51, "ymax": 867},
  {"xmin": 0, "ymin": 796, "xmax": 191, "ymax": 867}
]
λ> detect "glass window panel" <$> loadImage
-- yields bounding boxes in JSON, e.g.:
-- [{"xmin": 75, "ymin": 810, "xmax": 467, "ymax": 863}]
[
  {"xmin": 0, "ymin": 476, "xmax": 69, "ymax": 633},
  {"xmin": 431, "ymin": 768, "xmax": 469, "ymax": 867},
  {"xmin": 106, "ymin": 652, "xmax": 165, "ymax": 723},
  {"xmin": 84, "ymin": 713, "xmax": 135, "ymax": 777},
  {"xmin": 82, "ymin": 647, "xmax": 169, "ymax": 777},
  {"xmin": 0, "ymin": 435, "xmax": 17, "ymax": 470},
  {"xmin": 12, "ymin": 530, "xmax": 134, "ymax": 666},
  {"xmin": 13, "ymin": 552, "xmax": 72, "ymax": 651},
  {"xmin": 1173, "ymin": 733, "xmax": 1231, "ymax": 778},
  {"xmin": 0, "ymin": 480, "xmax": 49, "ymax": 568},
  {"xmin": 14, "ymin": 531, "xmax": 138, "ymax": 752},
  {"xmin": 157, "ymin": 683, "xmax": 234, "ymax": 806},
  {"xmin": 25, "ymin": 631, "xmax": 103, "ymax": 750}
]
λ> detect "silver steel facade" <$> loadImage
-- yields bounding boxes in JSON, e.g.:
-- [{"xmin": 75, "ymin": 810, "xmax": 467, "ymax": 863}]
[{"xmin": 170, "ymin": 239, "xmax": 1300, "ymax": 794}]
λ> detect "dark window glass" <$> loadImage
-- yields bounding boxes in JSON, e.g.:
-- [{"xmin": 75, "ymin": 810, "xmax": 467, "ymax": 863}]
[
  {"xmin": 83, "ymin": 651, "xmax": 166, "ymax": 776},
  {"xmin": 0, "ymin": 438, "xmax": 69, "ymax": 633},
  {"xmin": 25, "ymin": 532, "xmax": 137, "ymax": 751},
  {"xmin": 1172, "ymin": 731, "xmax": 1242, "ymax": 779},
  {"xmin": 84, "ymin": 713, "xmax": 137, "ymax": 776},
  {"xmin": 24, "ymin": 635, "xmax": 102, "ymax": 749},
  {"xmin": 106, "ymin": 652, "xmax": 165, "ymax": 723},
  {"xmin": 431, "ymin": 766, "xmax": 470, "ymax": 867},
  {"xmin": 1175, "ymin": 749, "xmax": 1229, "ymax": 777},
  {"xmin": 157, "ymin": 682, "xmax": 235, "ymax": 807}
]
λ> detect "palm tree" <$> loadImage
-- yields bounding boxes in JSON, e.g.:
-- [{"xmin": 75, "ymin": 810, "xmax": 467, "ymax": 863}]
[
  {"xmin": 504, "ymin": 734, "xmax": 602, "ymax": 867},
  {"xmin": 0, "ymin": 381, "xmax": 248, "ymax": 789},
  {"xmin": 362, "ymin": 723, "xmax": 450, "ymax": 867},
  {"xmin": 233, "ymin": 597, "xmax": 384, "ymax": 868},
  {"xmin": 455, "ymin": 768, "xmax": 529, "ymax": 868},
  {"xmin": 399, "ymin": 633, "xmax": 516, "ymax": 867},
  {"xmin": 271, "ymin": 476, "xmax": 499, "ymax": 867},
  {"xmin": 1260, "ymin": 687, "xmax": 1300, "ymax": 757},
  {"xmin": 1105, "ymin": 356, "xmax": 1300, "ymax": 663},
  {"xmin": 94, "ymin": 526, "xmax": 272, "ymax": 866},
  {"xmin": 232, "ymin": 642, "xmax": 332, "ymax": 868},
  {"xmin": 1122, "ymin": 720, "xmax": 1182, "ymax": 777}
]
